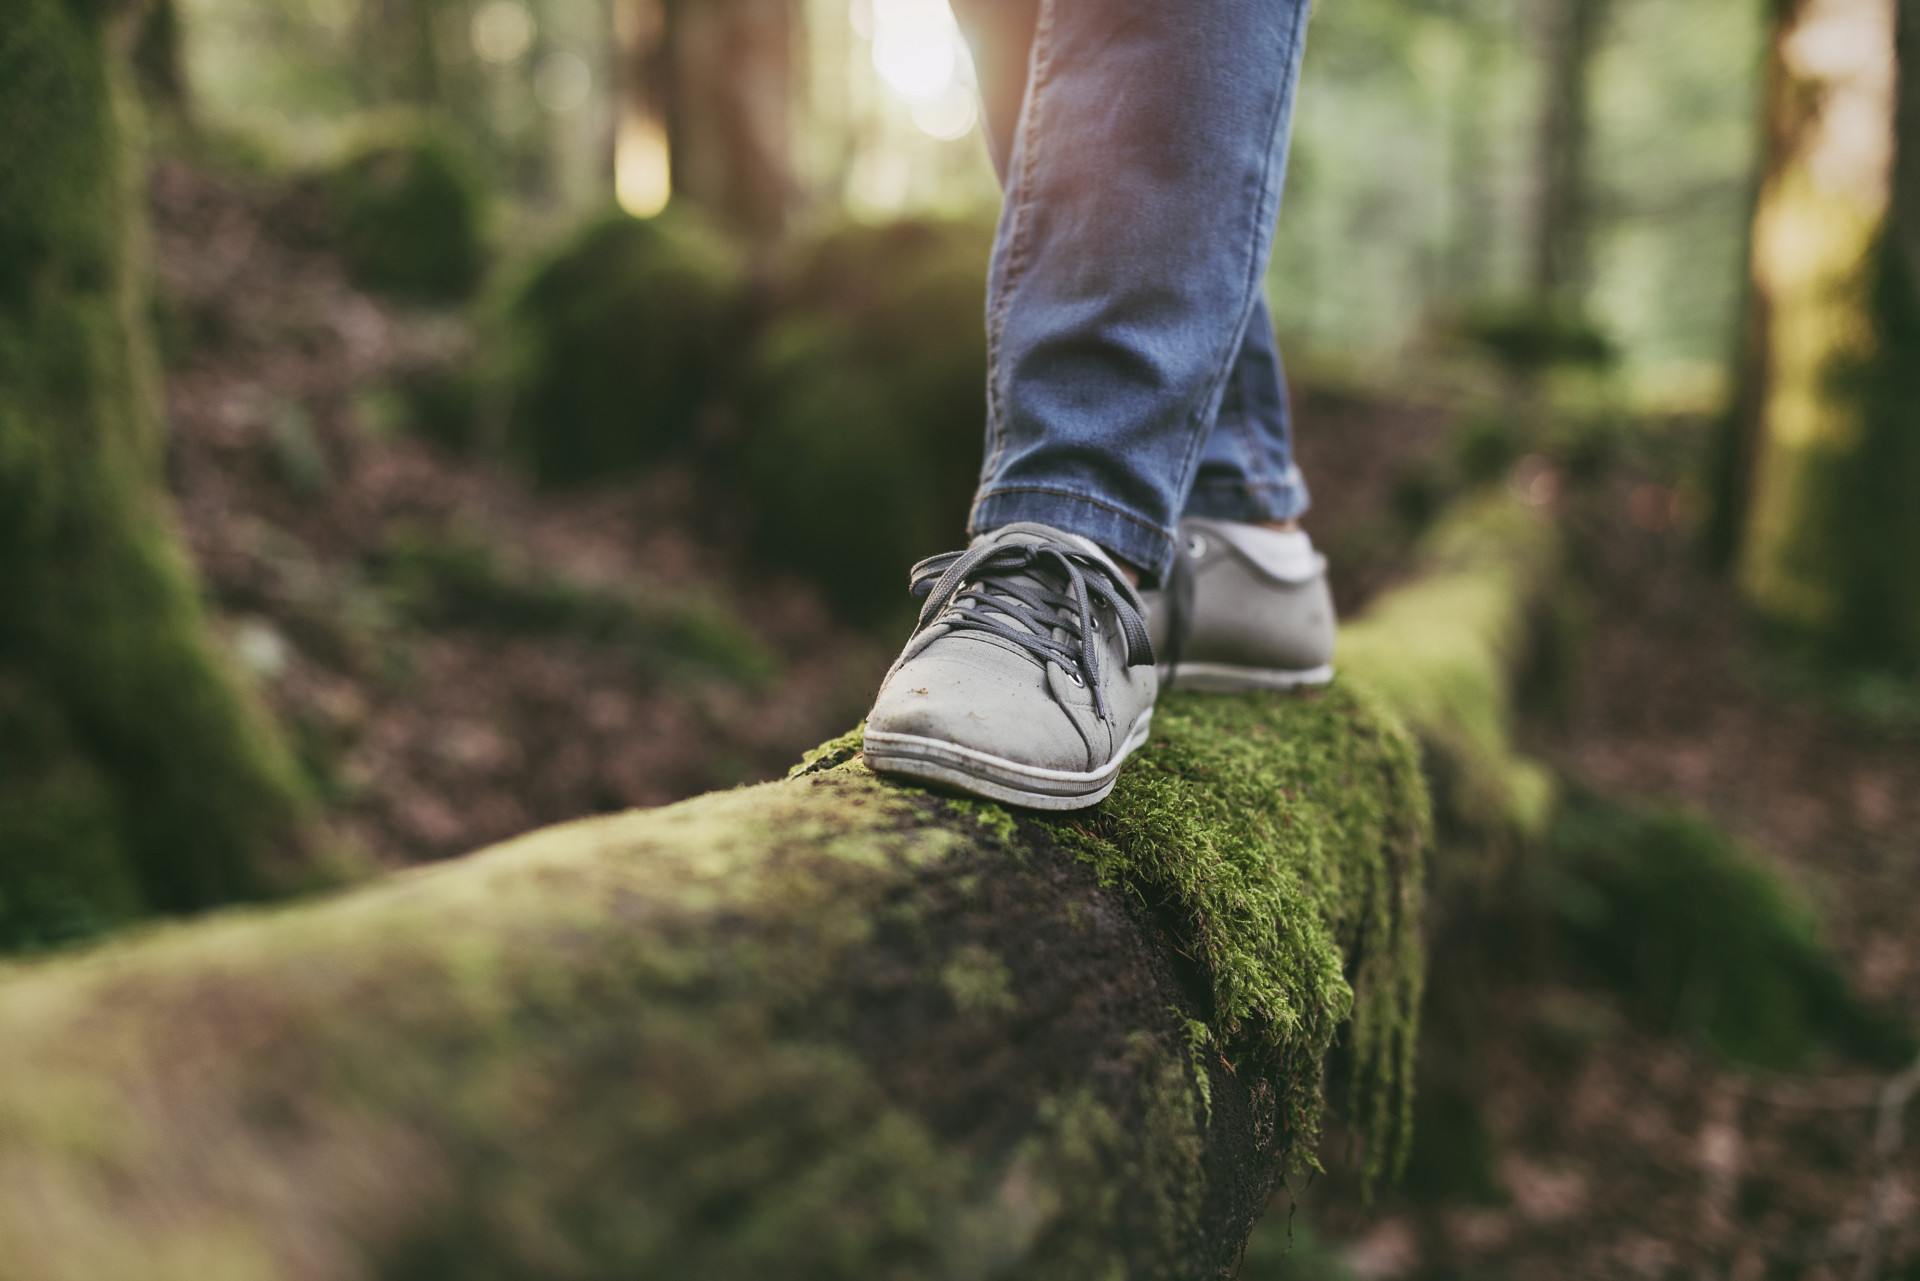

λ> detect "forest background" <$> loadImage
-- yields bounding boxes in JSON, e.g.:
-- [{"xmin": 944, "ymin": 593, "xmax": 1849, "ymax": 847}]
[{"xmin": 3, "ymin": 0, "xmax": 1920, "ymax": 1275}]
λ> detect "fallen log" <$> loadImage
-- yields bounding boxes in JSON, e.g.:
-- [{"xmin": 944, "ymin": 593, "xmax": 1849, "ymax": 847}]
[{"xmin": 0, "ymin": 498, "xmax": 1554, "ymax": 1280}]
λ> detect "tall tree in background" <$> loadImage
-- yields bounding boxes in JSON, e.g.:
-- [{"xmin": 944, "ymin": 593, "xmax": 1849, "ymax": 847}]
[
  {"xmin": 623, "ymin": 0, "xmax": 799, "ymax": 238},
  {"xmin": 0, "ymin": 0, "xmax": 318, "ymax": 947},
  {"xmin": 1722, "ymin": 0, "xmax": 1920, "ymax": 672},
  {"xmin": 1530, "ymin": 0, "xmax": 1610, "ymax": 318}
]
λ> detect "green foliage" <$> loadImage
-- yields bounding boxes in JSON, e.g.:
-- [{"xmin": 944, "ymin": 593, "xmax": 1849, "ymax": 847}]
[
  {"xmin": 329, "ymin": 130, "xmax": 487, "ymax": 303},
  {"xmin": 0, "ymin": 0, "xmax": 313, "ymax": 943},
  {"xmin": 374, "ymin": 526, "xmax": 779, "ymax": 686},
  {"xmin": 1544, "ymin": 797, "xmax": 1911, "ymax": 1070},
  {"xmin": 505, "ymin": 208, "xmax": 743, "ymax": 484},
  {"xmin": 743, "ymin": 217, "xmax": 993, "ymax": 618}
]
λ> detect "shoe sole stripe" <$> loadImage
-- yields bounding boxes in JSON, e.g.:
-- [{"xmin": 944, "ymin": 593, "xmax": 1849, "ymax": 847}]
[{"xmin": 863, "ymin": 709, "xmax": 1155, "ymax": 811}]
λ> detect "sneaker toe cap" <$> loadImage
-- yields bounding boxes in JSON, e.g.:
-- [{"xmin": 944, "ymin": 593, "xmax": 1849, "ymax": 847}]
[{"xmin": 867, "ymin": 645, "xmax": 1095, "ymax": 773}]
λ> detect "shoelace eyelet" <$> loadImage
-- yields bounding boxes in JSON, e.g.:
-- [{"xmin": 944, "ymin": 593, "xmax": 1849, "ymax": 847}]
[
  {"xmin": 1186, "ymin": 533, "xmax": 1208, "ymax": 559},
  {"xmin": 1069, "ymin": 671, "xmax": 1085, "ymax": 687}
]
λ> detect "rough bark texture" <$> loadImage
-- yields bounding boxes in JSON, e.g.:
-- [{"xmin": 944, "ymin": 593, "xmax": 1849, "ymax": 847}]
[
  {"xmin": 1733, "ymin": 0, "xmax": 1920, "ymax": 669},
  {"xmin": 0, "ymin": 0, "xmax": 315, "ymax": 948},
  {"xmin": 0, "ymin": 497, "xmax": 1560, "ymax": 1280}
]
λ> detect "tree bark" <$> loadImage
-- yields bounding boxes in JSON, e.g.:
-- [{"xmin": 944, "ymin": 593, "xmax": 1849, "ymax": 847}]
[
  {"xmin": 1731, "ymin": 0, "xmax": 1920, "ymax": 670},
  {"xmin": 653, "ymin": 0, "xmax": 800, "ymax": 238},
  {"xmin": 1530, "ymin": 0, "xmax": 1610, "ymax": 316},
  {"xmin": 0, "ymin": 497, "xmax": 1564, "ymax": 1279},
  {"xmin": 0, "ymin": 0, "xmax": 315, "ymax": 948}
]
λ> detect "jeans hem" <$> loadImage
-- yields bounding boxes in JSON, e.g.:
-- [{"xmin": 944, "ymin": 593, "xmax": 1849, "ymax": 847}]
[
  {"xmin": 1182, "ymin": 474, "xmax": 1312, "ymax": 524},
  {"xmin": 970, "ymin": 487, "xmax": 1178, "ymax": 586}
]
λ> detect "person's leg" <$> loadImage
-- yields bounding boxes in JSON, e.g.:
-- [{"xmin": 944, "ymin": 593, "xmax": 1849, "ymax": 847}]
[
  {"xmin": 953, "ymin": 0, "xmax": 1311, "ymax": 541},
  {"xmin": 1185, "ymin": 294, "xmax": 1312, "ymax": 526},
  {"xmin": 953, "ymin": 0, "xmax": 1314, "ymax": 586}
]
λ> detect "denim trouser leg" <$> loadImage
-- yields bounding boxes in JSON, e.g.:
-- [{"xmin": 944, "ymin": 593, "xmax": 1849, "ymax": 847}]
[
  {"xmin": 951, "ymin": 0, "xmax": 1313, "ymax": 584},
  {"xmin": 1188, "ymin": 293, "xmax": 1312, "ymax": 524}
]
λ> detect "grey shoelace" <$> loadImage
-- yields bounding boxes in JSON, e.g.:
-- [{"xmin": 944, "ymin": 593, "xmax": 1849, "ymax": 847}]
[{"xmin": 908, "ymin": 537, "xmax": 1154, "ymax": 721}]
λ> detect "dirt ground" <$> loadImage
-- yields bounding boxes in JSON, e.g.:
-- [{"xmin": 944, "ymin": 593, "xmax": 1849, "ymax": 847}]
[{"xmin": 151, "ymin": 157, "xmax": 1918, "ymax": 1280}]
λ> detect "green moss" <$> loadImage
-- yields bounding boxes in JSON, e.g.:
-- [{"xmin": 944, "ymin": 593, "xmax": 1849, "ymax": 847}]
[
  {"xmin": 0, "ymin": 669, "xmax": 1429, "ymax": 1277},
  {"xmin": 789, "ymin": 721, "xmax": 868, "ymax": 778},
  {"xmin": 374, "ymin": 524, "xmax": 779, "ymax": 686},
  {"xmin": 0, "ymin": 0, "xmax": 314, "ymax": 943},
  {"xmin": 1545, "ymin": 796, "xmax": 1912, "ymax": 1070},
  {"xmin": 505, "ymin": 208, "xmax": 743, "ymax": 485},
  {"xmin": 0, "ymin": 678, "xmax": 143, "ymax": 951},
  {"xmin": 329, "ymin": 129, "xmax": 487, "ymax": 304},
  {"xmin": 1340, "ymin": 495, "xmax": 1561, "ymax": 861},
  {"xmin": 1048, "ymin": 685, "xmax": 1429, "ymax": 1190},
  {"xmin": 743, "ymin": 218, "xmax": 994, "ymax": 618}
]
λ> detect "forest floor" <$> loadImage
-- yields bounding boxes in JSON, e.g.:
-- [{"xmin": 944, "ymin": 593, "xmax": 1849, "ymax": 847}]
[
  {"xmin": 1290, "ymin": 450, "xmax": 1920, "ymax": 1278},
  {"xmin": 151, "ymin": 157, "xmax": 1919, "ymax": 1280}
]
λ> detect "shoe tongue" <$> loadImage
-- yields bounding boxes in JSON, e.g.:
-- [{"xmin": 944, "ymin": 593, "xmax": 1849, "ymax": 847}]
[
  {"xmin": 962, "ymin": 523, "xmax": 1113, "ymax": 640},
  {"xmin": 975, "ymin": 522, "xmax": 1129, "ymax": 586}
]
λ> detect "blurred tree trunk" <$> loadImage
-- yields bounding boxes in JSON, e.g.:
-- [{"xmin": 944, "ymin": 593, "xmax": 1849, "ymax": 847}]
[
  {"xmin": 641, "ymin": 0, "xmax": 798, "ymax": 238},
  {"xmin": 131, "ymin": 0, "xmax": 190, "ymax": 116},
  {"xmin": 0, "ymin": 0, "xmax": 317, "ymax": 948},
  {"xmin": 1724, "ymin": 0, "xmax": 1920, "ymax": 671},
  {"xmin": 1530, "ymin": 0, "xmax": 1610, "ymax": 316},
  {"xmin": 353, "ymin": 0, "xmax": 444, "ymax": 106}
]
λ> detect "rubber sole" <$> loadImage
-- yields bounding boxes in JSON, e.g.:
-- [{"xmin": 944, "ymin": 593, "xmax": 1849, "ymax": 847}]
[
  {"xmin": 862, "ymin": 708, "xmax": 1155, "ymax": 811},
  {"xmin": 1158, "ymin": 661, "xmax": 1335, "ymax": 692}
]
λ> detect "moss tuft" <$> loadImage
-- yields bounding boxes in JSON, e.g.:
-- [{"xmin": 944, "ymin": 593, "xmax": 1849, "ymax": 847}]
[
  {"xmin": 373, "ymin": 525, "xmax": 778, "ymax": 686},
  {"xmin": 1044, "ymin": 685, "xmax": 1429, "ymax": 1189},
  {"xmin": 329, "ymin": 130, "xmax": 487, "ymax": 304},
  {"xmin": 1545, "ymin": 796, "xmax": 1912, "ymax": 1070},
  {"xmin": 505, "ymin": 208, "xmax": 743, "ymax": 485},
  {"xmin": 1339, "ymin": 495, "xmax": 1561, "ymax": 867},
  {"xmin": 743, "ymin": 218, "xmax": 994, "ymax": 618}
]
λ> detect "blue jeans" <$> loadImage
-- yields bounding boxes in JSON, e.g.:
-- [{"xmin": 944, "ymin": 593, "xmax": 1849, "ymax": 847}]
[{"xmin": 952, "ymin": 0, "xmax": 1313, "ymax": 585}]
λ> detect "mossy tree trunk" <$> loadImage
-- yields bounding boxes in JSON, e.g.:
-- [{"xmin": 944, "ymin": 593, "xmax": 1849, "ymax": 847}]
[
  {"xmin": 0, "ymin": 0, "xmax": 315, "ymax": 948},
  {"xmin": 0, "ymin": 685, "xmax": 1427, "ymax": 1280},
  {"xmin": 0, "ymin": 497, "xmax": 1567, "ymax": 1278},
  {"xmin": 1726, "ymin": 0, "xmax": 1920, "ymax": 671}
]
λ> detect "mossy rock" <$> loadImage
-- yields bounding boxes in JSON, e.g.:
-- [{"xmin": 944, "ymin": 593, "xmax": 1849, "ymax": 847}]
[
  {"xmin": 743, "ymin": 218, "xmax": 994, "ymax": 619},
  {"xmin": 372, "ymin": 524, "xmax": 780, "ymax": 687},
  {"xmin": 0, "ymin": 684, "xmax": 1426, "ymax": 1279},
  {"xmin": 505, "ymin": 208, "xmax": 743, "ymax": 485},
  {"xmin": 1544, "ymin": 796, "xmax": 1912, "ymax": 1070},
  {"xmin": 329, "ymin": 131, "xmax": 488, "ymax": 304}
]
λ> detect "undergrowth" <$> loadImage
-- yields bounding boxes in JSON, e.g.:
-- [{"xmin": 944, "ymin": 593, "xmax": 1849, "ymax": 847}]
[{"xmin": 1543, "ymin": 794, "xmax": 1912, "ymax": 1071}]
